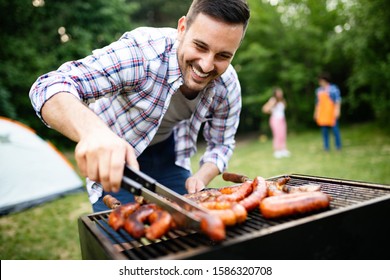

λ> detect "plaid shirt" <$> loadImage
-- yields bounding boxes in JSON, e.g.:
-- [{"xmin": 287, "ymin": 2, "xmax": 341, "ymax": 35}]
[{"xmin": 29, "ymin": 27, "xmax": 242, "ymax": 172}]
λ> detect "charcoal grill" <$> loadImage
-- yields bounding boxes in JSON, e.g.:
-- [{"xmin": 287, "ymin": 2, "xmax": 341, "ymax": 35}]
[{"xmin": 78, "ymin": 174, "xmax": 390, "ymax": 260}]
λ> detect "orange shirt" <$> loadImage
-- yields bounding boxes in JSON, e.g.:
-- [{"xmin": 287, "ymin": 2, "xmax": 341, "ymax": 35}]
[{"xmin": 316, "ymin": 91, "xmax": 336, "ymax": 126}]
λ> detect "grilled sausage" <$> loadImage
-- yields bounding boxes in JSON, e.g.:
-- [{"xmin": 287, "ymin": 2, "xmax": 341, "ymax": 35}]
[
  {"xmin": 222, "ymin": 172, "xmax": 249, "ymax": 183},
  {"xmin": 275, "ymin": 176, "xmax": 291, "ymax": 186},
  {"xmin": 266, "ymin": 184, "xmax": 285, "ymax": 196},
  {"xmin": 194, "ymin": 211, "xmax": 226, "ymax": 242},
  {"xmin": 218, "ymin": 184, "xmax": 242, "ymax": 195},
  {"xmin": 208, "ymin": 209, "xmax": 237, "ymax": 226},
  {"xmin": 107, "ymin": 202, "xmax": 140, "ymax": 231},
  {"xmin": 239, "ymin": 176, "xmax": 267, "ymax": 211},
  {"xmin": 231, "ymin": 203, "xmax": 248, "ymax": 223},
  {"xmin": 199, "ymin": 201, "xmax": 236, "ymax": 225},
  {"xmin": 199, "ymin": 200, "xmax": 248, "ymax": 225},
  {"xmin": 145, "ymin": 209, "xmax": 173, "ymax": 240},
  {"xmin": 103, "ymin": 195, "xmax": 121, "ymax": 209},
  {"xmin": 259, "ymin": 191, "xmax": 331, "ymax": 219},
  {"xmin": 266, "ymin": 176, "xmax": 291, "ymax": 196},
  {"xmin": 216, "ymin": 180, "xmax": 253, "ymax": 202},
  {"xmin": 124, "ymin": 204, "xmax": 158, "ymax": 238}
]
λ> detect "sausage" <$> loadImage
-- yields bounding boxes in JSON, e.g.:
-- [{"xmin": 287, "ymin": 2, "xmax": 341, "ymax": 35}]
[
  {"xmin": 266, "ymin": 176, "xmax": 291, "ymax": 196},
  {"xmin": 199, "ymin": 201, "xmax": 238, "ymax": 226},
  {"xmin": 259, "ymin": 191, "xmax": 331, "ymax": 219},
  {"xmin": 194, "ymin": 211, "xmax": 226, "ymax": 242},
  {"xmin": 103, "ymin": 195, "xmax": 121, "ymax": 209},
  {"xmin": 217, "ymin": 184, "xmax": 242, "ymax": 195},
  {"xmin": 200, "ymin": 200, "xmax": 247, "ymax": 222},
  {"xmin": 145, "ymin": 209, "xmax": 173, "ymax": 240},
  {"xmin": 239, "ymin": 176, "xmax": 267, "ymax": 211},
  {"xmin": 124, "ymin": 204, "xmax": 158, "ymax": 238},
  {"xmin": 216, "ymin": 180, "xmax": 253, "ymax": 202},
  {"xmin": 231, "ymin": 203, "xmax": 248, "ymax": 223},
  {"xmin": 222, "ymin": 172, "xmax": 249, "ymax": 183},
  {"xmin": 275, "ymin": 176, "xmax": 291, "ymax": 186},
  {"xmin": 107, "ymin": 202, "xmax": 140, "ymax": 231},
  {"xmin": 267, "ymin": 184, "xmax": 285, "ymax": 196},
  {"xmin": 208, "ymin": 209, "xmax": 237, "ymax": 226}
]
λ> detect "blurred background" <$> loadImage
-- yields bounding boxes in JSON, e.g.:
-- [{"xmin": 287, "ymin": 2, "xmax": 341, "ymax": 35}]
[
  {"xmin": 1, "ymin": 0, "xmax": 389, "ymax": 260},
  {"xmin": 1, "ymin": 0, "xmax": 389, "ymax": 148}
]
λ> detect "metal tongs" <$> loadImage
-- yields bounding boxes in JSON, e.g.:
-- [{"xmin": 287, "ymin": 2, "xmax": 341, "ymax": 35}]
[{"xmin": 121, "ymin": 165, "xmax": 208, "ymax": 231}]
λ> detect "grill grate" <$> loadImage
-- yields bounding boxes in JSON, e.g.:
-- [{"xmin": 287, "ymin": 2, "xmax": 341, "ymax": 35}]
[{"xmin": 78, "ymin": 174, "xmax": 390, "ymax": 260}]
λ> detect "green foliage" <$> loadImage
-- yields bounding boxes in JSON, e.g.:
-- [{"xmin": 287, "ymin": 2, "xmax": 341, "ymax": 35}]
[
  {"xmin": 0, "ymin": 0, "xmax": 139, "ymax": 147},
  {"xmin": 0, "ymin": 0, "xmax": 389, "ymax": 147},
  {"xmin": 340, "ymin": 0, "xmax": 390, "ymax": 126}
]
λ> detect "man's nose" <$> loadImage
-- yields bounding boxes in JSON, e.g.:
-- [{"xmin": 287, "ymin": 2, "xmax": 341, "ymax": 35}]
[{"xmin": 198, "ymin": 54, "xmax": 215, "ymax": 73}]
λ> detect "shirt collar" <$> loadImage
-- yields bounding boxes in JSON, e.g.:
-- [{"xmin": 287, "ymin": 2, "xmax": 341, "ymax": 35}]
[{"xmin": 167, "ymin": 40, "xmax": 183, "ymax": 84}]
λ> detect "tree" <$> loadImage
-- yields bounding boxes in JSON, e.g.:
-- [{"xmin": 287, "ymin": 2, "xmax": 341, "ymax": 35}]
[
  {"xmin": 0, "ymin": 0, "xmax": 139, "ymax": 147},
  {"xmin": 340, "ymin": 0, "xmax": 390, "ymax": 126}
]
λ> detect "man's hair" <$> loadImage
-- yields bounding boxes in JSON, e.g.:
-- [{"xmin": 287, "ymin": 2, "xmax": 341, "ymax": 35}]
[
  {"xmin": 318, "ymin": 72, "xmax": 332, "ymax": 83},
  {"xmin": 186, "ymin": 0, "xmax": 250, "ymax": 32}
]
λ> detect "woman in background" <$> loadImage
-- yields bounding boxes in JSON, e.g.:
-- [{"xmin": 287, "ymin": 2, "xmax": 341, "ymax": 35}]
[{"xmin": 262, "ymin": 87, "xmax": 290, "ymax": 158}]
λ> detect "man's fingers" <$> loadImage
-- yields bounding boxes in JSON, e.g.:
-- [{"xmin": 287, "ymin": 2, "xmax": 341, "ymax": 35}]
[
  {"xmin": 125, "ymin": 144, "xmax": 139, "ymax": 170},
  {"xmin": 98, "ymin": 150, "xmax": 113, "ymax": 192},
  {"xmin": 108, "ymin": 147, "xmax": 128, "ymax": 193},
  {"xmin": 75, "ymin": 143, "xmax": 88, "ymax": 177}
]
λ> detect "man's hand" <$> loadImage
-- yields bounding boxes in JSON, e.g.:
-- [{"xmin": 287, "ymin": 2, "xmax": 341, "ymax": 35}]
[
  {"xmin": 75, "ymin": 129, "xmax": 139, "ymax": 193},
  {"xmin": 185, "ymin": 176, "xmax": 206, "ymax": 194},
  {"xmin": 41, "ymin": 92, "xmax": 139, "ymax": 192},
  {"xmin": 185, "ymin": 162, "xmax": 220, "ymax": 194}
]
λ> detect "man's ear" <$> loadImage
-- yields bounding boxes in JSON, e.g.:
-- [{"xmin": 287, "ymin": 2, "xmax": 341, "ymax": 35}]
[{"xmin": 177, "ymin": 16, "xmax": 187, "ymax": 37}]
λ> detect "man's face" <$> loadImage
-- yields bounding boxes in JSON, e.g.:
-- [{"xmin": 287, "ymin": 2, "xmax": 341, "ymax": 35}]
[
  {"xmin": 318, "ymin": 78, "xmax": 328, "ymax": 87},
  {"xmin": 176, "ymin": 13, "xmax": 244, "ymax": 97}
]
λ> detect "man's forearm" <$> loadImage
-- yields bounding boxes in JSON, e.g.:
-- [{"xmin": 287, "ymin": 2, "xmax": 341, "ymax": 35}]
[
  {"xmin": 41, "ymin": 92, "xmax": 109, "ymax": 142},
  {"xmin": 193, "ymin": 162, "xmax": 220, "ymax": 186}
]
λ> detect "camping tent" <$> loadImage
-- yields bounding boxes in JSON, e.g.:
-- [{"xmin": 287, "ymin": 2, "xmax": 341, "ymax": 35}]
[{"xmin": 0, "ymin": 117, "xmax": 84, "ymax": 215}]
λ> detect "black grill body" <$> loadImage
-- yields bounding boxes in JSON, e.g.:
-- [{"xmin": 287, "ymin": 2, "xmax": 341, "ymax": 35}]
[{"xmin": 78, "ymin": 174, "xmax": 390, "ymax": 260}]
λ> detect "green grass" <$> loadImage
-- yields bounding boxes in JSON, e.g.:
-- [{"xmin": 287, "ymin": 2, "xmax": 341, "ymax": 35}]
[{"xmin": 1, "ymin": 122, "xmax": 389, "ymax": 260}]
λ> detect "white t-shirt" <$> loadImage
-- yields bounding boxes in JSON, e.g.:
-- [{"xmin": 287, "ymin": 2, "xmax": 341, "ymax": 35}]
[{"xmin": 271, "ymin": 102, "xmax": 285, "ymax": 119}]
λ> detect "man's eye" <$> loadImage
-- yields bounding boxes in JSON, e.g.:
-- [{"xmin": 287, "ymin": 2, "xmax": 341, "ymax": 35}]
[
  {"xmin": 218, "ymin": 54, "xmax": 232, "ymax": 60},
  {"xmin": 195, "ymin": 44, "xmax": 207, "ymax": 51}
]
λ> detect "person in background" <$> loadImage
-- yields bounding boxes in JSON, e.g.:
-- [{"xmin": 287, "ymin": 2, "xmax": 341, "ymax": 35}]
[
  {"xmin": 262, "ymin": 87, "xmax": 290, "ymax": 159},
  {"xmin": 29, "ymin": 0, "xmax": 251, "ymax": 213},
  {"xmin": 313, "ymin": 72, "xmax": 342, "ymax": 151}
]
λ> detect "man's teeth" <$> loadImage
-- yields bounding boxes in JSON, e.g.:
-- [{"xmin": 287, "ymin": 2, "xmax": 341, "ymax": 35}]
[{"xmin": 192, "ymin": 66, "xmax": 209, "ymax": 78}]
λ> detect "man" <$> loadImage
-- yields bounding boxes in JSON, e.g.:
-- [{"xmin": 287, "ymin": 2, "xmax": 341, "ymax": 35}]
[
  {"xmin": 29, "ymin": 0, "xmax": 250, "ymax": 212},
  {"xmin": 313, "ymin": 72, "xmax": 342, "ymax": 151}
]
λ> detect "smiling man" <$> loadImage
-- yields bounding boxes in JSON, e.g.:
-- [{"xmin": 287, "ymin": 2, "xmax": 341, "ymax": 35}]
[{"xmin": 29, "ymin": 0, "xmax": 250, "ymax": 213}]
